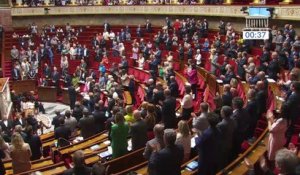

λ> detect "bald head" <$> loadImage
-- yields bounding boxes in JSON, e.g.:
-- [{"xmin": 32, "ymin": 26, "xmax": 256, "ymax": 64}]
[
  {"xmin": 258, "ymin": 71, "xmax": 266, "ymax": 80},
  {"xmin": 133, "ymin": 110, "xmax": 142, "ymax": 120},
  {"xmin": 256, "ymin": 81, "xmax": 265, "ymax": 90}
]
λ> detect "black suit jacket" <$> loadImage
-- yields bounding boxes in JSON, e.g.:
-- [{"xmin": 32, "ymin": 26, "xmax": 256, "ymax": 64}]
[
  {"xmin": 93, "ymin": 110, "xmax": 107, "ymax": 133},
  {"xmin": 284, "ymin": 92, "xmax": 300, "ymax": 124},
  {"xmin": 222, "ymin": 92, "xmax": 233, "ymax": 107},
  {"xmin": 255, "ymin": 90, "xmax": 267, "ymax": 116},
  {"xmin": 231, "ymin": 108, "xmax": 251, "ymax": 155},
  {"xmin": 150, "ymin": 144, "xmax": 183, "ymax": 175},
  {"xmin": 223, "ymin": 71, "xmax": 236, "ymax": 84},
  {"xmin": 161, "ymin": 96, "xmax": 177, "ymax": 129},
  {"xmin": 79, "ymin": 115, "xmax": 96, "ymax": 139},
  {"xmin": 13, "ymin": 118, "xmax": 26, "ymax": 128},
  {"xmin": 52, "ymin": 115, "xmax": 62, "ymax": 129},
  {"xmin": 54, "ymin": 125, "xmax": 71, "ymax": 147},
  {"xmin": 169, "ymin": 81, "xmax": 179, "ymax": 98},
  {"xmin": 12, "ymin": 68, "xmax": 21, "ymax": 80},
  {"xmin": 26, "ymin": 135, "xmax": 42, "ymax": 160},
  {"xmin": 130, "ymin": 119, "xmax": 148, "ymax": 150},
  {"xmin": 267, "ymin": 59, "xmax": 280, "ymax": 81},
  {"xmin": 0, "ymin": 120, "xmax": 13, "ymax": 136}
]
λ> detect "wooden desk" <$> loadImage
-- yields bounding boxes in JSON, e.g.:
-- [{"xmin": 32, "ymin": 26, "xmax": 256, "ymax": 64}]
[
  {"xmin": 40, "ymin": 131, "xmax": 55, "ymax": 142},
  {"xmin": 16, "ymin": 162, "xmax": 66, "ymax": 175},
  {"xmin": 5, "ymin": 157, "xmax": 54, "ymax": 175},
  {"xmin": 61, "ymin": 88, "xmax": 70, "ymax": 105},
  {"xmin": 57, "ymin": 132, "xmax": 108, "ymax": 155},
  {"xmin": 12, "ymin": 80, "xmax": 36, "ymax": 94},
  {"xmin": 37, "ymin": 86, "xmax": 57, "ymax": 102}
]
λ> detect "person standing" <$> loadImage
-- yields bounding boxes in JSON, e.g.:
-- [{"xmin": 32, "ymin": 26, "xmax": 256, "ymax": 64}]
[
  {"xmin": 130, "ymin": 111, "xmax": 148, "ymax": 151},
  {"xmin": 110, "ymin": 112, "xmax": 129, "ymax": 159},
  {"xmin": 10, "ymin": 133, "xmax": 32, "ymax": 174},
  {"xmin": 68, "ymin": 85, "xmax": 77, "ymax": 110},
  {"xmin": 149, "ymin": 129, "xmax": 184, "ymax": 175},
  {"xmin": 161, "ymin": 89, "xmax": 177, "ymax": 129},
  {"xmin": 25, "ymin": 126, "xmax": 42, "ymax": 161},
  {"xmin": 175, "ymin": 120, "xmax": 191, "ymax": 162},
  {"xmin": 266, "ymin": 111, "xmax": 288, "ymax": 161},
  {"xmin": 79, "ymin": 109, "xmax": 96, "ymax": 139}
]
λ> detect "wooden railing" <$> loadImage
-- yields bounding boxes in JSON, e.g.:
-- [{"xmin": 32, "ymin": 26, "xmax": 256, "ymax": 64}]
[{"xmin": 216, "ymin": 128, "xmax": 268, "ymax": 175}]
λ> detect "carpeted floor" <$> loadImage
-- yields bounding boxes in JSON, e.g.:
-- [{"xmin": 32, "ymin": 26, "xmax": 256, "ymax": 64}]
[{"xmin": 37, "ymin": 102, "xmax": 70, "ymax": 134}]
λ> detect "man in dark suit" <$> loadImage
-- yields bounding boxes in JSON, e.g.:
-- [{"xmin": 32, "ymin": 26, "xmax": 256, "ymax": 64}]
[
  {"xmin": 161, "ymin": 89, "xmax": 177, "ymax": 129},
  {"xmin": 165, "ymin": 17, "xmax": 172, "ymax": 30},
  {"xmin": 145, "ymin": 79, "xmax": 155, "ymax": 102},
  {"xmin": 73, "ymin": 101, "xmax": 83, "ymax": 122},
  {"xmin": 145, "ymin": 19, "xmax": 152, "ymax": 33},
  {"xmin": 54, "ymin": 117, "xmax": 71, "ymax": 147},
  {"xmin": 120, "ymin": 56, "xmax": 128, "ymax": 71},
  {"xmin": 64, "ymin": 73, "xmax": 72, "ymax": 87},
  {"xmin": 169, "ymin": 76, "xmax": 179, "ymax": 98},
  {"xmin": 152, "ymin": 83, "xmax": 165, "ymax": 105},
  {"xmin": 154, "ymin": 47, "xmax": 162, "ymax": 62},
  {"xmin": 79, "ymin": 108, "xmax": 96, "ymax": 139},
  {"xmin": 12, "ymin": 64, "xmax": 21, "ymax": 81},
  {"xmin": 217, "ymin": 106, "xmax": 236, "ymax": 168},
  {"xmin": 43, "ymin": 63, "xmax": 51, "ymax": 79},
  {"xmin": 267, "ymin": 52, "xmax": 280, "ymax": 81},
  {"xmin": 103, "ymin": 20, "xmax": 110, "ymax": 32},
  {"xmin": 52, "ymin": 66, "xmax": 60, "ymax": 87},
  {"xmin": 149, "ymin": 129, "xmax": 183, "ymax": 175},
  {"xmin": 0, "ymin": 117, "xmax": 14, "ymax": 142},
  {"xmin": 130, "ymin": 111, "xmax": 148, "ymax": 150},
  {"xmin": 92, "ymin": 104, "xmax": 107, "ymax": 134},
  {"xmin": 25, "ymin": 126, "xmax": 42, "ymax": 160},
  {"xmin": 52, "ymin": 110, "xmax": 62, "ymax": 129},
  {"xmin": 222, "ymin": 84, "xmax": 233, "ymax": 107},
  {"xmin": 136, "ymin": 24, "xmax": 142, "ymax": 37},
  {"xmin": 231, "ymin": 97, "xmax": 251, "ymax": 158},
  {"xmin": 222, "ymin": 65, "xmax": 236, "ymax": 84},
  {"xmin": 245, "ymin": 89, "xmax": 259, "ymax": 138},
  {"xmin": 284, "ymin": 82, "xmax": 300, "ymax": 142},
  {"xmin": 82, "ymin": 44, "xmax": 89, "ymax": 61},
  {"xmin": 255, "ymin": 81, "xmax": 268, "ymax": 118},
  {"xmin": 165, "ymin": 35, "xmax": 172, "ymax": 51},
  {"xmin": 13, "ymin": 113, "xmax": 26, "ymax": 128},
  {"xmin": 186, "ymin": 46, "xmax": 193, "ymax": 60},
  {"xmin": 196, "ymin": 112, "xmax": 223, "ymax": 175},
  {"xmin": 68, "ymin": 85, "xmax": 77, "ymax": 110}
]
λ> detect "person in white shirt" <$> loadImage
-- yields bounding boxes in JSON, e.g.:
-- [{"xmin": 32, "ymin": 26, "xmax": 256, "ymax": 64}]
[
  {"xmin": 195, "ymin": 49, "xmax": 202, "ymax": 67},
  {"xmin": 69, "ymin": 44, "xmax": 77, "ymax": 60},
  {"xmin": 119, "ymin": 43, "xmax": 125, "ymax": 57},
  {"xmin": 181, "ymin": 84, "xmax": 194, "ymax": 120},
  {"xmin": 103, "ymin": 31, "xmax": 110, "ymax": 41},
  {"xmin": 109, "ymin": 31, "xmax": 115, "ymax": 40},
  {"xmin": 138, "ymin": 53, "xmax": 145, "ymax": 69}
]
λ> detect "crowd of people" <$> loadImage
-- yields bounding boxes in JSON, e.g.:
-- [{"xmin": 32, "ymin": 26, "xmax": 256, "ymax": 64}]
[{"xmin": 2, "ymin": 16, "xmax": 300, "ymax": 175}]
